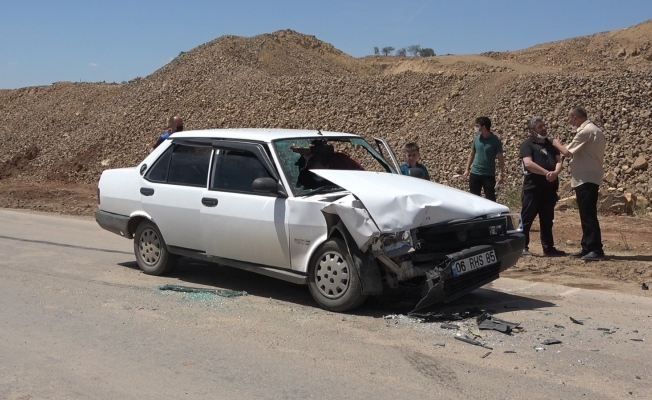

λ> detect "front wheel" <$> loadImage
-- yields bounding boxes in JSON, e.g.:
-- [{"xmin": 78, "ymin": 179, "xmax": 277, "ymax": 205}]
[
  {"xmin": 133, "ymin": 220, "xmax": 178, "ymax": 275},
  {"xmin": 308, "ymin": 238, "xmax": 367, "ymax": 312}
]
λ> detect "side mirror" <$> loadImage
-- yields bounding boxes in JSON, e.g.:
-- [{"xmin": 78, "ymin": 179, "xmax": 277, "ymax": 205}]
[
  {"xmin": 252, "ymin": 177, "xmax": 288, "ymax": 197},
  {"xmin": 408, "ymin": 168, "xmax": 425, "ymax": 179}
]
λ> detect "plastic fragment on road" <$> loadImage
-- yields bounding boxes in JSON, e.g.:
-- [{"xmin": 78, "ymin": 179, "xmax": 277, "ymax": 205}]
[
  {"xmin": 480, "ymin": 351, "xmax": 492, "ymax": 359},
  {"xmin": 454, "ymin": 334, "xmax": 493, "ymax": 350},
  {"xmin": 642, "ymin": 283, "xmax": 649, "ymax": 290},
  {"xmin": 440, "ymin": 323, "xmax": 460, "ymax": 330},
  {"xmin": 468, "ymin": 329, "xmax": 483, "ymax": 338},
  {"xmin": 533, "ymin": 346, "xmax": 546, "ymax": 351},
  {"xmin": 503, "ymin": 350, "xmax": 517, "ymax": 354},
  {"xmin": 158, "ymin": 284, "xmax": 247, "ymax": 298},
  {"xmin": 630, "ymin": 338, "xmax": 645, "ymax": 342},
  {"xmin": 542, "ymin": 339, "xmax": 562, "ymax": 345},
  {"xmin": 477, "ymin": 312, "xmax": 520, "ymax": 334},
  {"xmin": 554, "ymin": 324, "xmax": 565, "ymax": 329},
  {"xmin": 569, "ymin": 316, "xmax": 584, "ymax": 325}
]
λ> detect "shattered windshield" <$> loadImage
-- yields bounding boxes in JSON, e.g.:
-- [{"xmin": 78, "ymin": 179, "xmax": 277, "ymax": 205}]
[{"xmin": 273, "ymin": 137, "xmax": 396, "ymax": 196}]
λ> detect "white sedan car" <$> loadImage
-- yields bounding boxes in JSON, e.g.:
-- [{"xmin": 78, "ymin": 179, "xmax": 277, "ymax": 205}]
[{"xmin": 95, "ymin": 129, "xmax": 524, "ymax": 312}]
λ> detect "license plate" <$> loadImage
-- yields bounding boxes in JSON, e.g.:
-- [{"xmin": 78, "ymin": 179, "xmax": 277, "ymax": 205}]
[{"xmin": 450, "ymin": 250, "xmax": 497, "ymax": 277}]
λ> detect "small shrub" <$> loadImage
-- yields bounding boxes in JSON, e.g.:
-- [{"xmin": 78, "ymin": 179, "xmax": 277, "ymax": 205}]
[{"xmin": 497, "ymin": 185, "xmax": 521, "ymax": 211}]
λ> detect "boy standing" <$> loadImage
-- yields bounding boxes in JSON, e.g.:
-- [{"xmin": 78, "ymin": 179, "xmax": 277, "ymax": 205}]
[
  {"xmin": 463, "ymin": 116, "xmax": 505, "ymax": 201},
  {"xmin": 400, "ymin": 142, "xmax": 430, "ymax": 180}
]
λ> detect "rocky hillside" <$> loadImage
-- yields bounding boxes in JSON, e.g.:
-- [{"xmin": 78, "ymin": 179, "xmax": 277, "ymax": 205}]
[{"xmin": 1, "ymin": 21, "xmax": 652, "ymax": 212}]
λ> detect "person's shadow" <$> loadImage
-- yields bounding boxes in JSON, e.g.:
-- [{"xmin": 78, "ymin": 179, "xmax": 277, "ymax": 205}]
[{"xmin": 604, "ymin": 254, "xmax": 652, "ymax": 262}]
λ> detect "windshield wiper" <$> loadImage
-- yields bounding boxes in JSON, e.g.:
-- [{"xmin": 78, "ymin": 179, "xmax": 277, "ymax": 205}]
[{"xmin": 303, "ymin": 186, "xmax": 345, "ymax": 196}]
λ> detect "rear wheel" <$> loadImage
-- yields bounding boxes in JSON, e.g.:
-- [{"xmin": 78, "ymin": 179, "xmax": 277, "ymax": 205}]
[
  {"xmin": 133, "ymin": 220, "xmax": 178, "ymax": 275},
  {"xmin": 308, "ymin": 238, "xmax": 367, "ymax": 312}
]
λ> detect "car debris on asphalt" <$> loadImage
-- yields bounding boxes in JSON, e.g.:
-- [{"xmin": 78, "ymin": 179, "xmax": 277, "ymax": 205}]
[
  {"xmin": 542, "ymin": 339, "xmax": 562, "ymax": 345},
  {"xmin": 158, "ymin": 284, "xmax": 248, "ymax": 297},
  {"xmin": 477, "ymin": 311, "xmax": 520, "ymax": 334},
  {"xmin": 569, "ymin": 316, "xmax": 585, "ymax": 325},
  {"xmin": 454, "ymin": 333, "xmax": 493, "ymax": 349}
]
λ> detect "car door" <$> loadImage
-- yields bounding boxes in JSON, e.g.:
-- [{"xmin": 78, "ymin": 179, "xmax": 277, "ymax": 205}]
[
  {"xmin": 140, "ymin": 141, "xmax": 212, "ymax": 251},
  {"xmin": 374, "ymin": 137, "xmax": 401, "ymax": 173},
  {"xmin": 200, "ymin": 141, "xmax": 291, "ymax": 268}
]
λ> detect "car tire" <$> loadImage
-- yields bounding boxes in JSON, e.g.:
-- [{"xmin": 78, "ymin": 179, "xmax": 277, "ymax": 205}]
[
  {"xmin": 308, "ymin": 238, "xmax": 367, "ymax": 312},
  {"xmin": 133, "ymin": 220, "xmax": 178, "ymax": 275}
]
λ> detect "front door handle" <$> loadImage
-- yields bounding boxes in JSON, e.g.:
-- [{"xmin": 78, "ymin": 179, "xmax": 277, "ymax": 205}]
[
  {"xmin": 202, "ymin": 197, "xmax": 218, "ymax": 207},
  {"xmin": 140, "ymin": 187, "xmax": 155, "ymax": 196}
]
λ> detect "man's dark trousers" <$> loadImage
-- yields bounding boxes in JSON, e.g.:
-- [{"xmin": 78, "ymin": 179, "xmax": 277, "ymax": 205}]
[
  {"xmin": 469, "ymin": 173, "xmax": 496, "ymax": 202},
  {"xmin": 521, "ymin": 188, "xmax": 557, "ymax": 250},
  {"xmin": 574, "ymin": 182, "xmax": 603, "ymax": 253}
]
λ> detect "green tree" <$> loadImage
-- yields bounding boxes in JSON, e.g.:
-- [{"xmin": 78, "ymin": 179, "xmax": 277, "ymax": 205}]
[
  {"xmin": 381, "ymin": 46, "xmax": 395, "ymax": 56},
  {"xmin": 419, "ymin": 48, "xmax": 436, "ymax": 57},
  {"xmin": 396, "ymin": 48, "xmax": 407, "ymax": 57},
  {"xmin": 374, "ymin": 47, "xmax": 380, "ymax": 55},
  {"xmin": 407, "ymin": 45, "xmax": 421, "ymax": 56}
]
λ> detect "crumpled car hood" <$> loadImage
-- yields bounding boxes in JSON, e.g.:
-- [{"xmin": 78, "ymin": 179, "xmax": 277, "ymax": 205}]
[{"xmin": 312, "ymin": 170, "xmax": 509, "ymax": 232}]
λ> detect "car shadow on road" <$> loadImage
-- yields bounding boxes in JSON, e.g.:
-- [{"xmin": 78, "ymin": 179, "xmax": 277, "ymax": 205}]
[
  {"xmin": 362, "ymin": 286, "xmax": 557, "ymax": 318},
  {"xmin": 117, "ymin": 259, "xmax": 556, "ymax": 317},
  {"xmin": 120, "ymin": 258, "xmax": 317, "ymax": 308}
]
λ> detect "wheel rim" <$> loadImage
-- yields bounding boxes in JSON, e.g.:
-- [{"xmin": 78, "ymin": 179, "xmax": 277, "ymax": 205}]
[
  {"xmin": 315, "ymin": 251, "xmax": 350, "ymax": 299},
  {"xmin": 139, "ymin": 228, "xmax": 161, "ymax": 266}
]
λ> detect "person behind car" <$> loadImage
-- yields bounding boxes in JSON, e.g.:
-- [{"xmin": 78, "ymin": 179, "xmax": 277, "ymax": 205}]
[
  {"xmin": 399, "ymin": 142, "xmax": 430, "ymax": 180},
  {"xmin": 463, "ymin": 116, "xmax": 505, "ymax": 201},
  {"xmin": 519, "ymin": 117, "xmax": 566, "ymax": 257},
  {"xmin": 329, "ymin": 152, "xmax": 364, "ymax": 171},
  {"xmin": 150, "ymin": 115, "xmax": 184, "ymax": 152},
  {"xmin": 297, "ymin": 153, "xmax": 334, "ymax": 189}
]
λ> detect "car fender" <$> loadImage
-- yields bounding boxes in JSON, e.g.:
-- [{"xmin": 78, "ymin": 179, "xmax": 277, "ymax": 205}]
[
  {"xmin": 126, "ymin": 210, "xmax": 154, "ymax": 238},
  {"xmin": 314, "ymin": 215, "xmax": 383, "ymax": 296}
]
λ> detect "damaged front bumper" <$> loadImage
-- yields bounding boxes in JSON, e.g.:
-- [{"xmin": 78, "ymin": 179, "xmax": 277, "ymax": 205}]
[{"xmin": 412, "ymin": 232, "xmax": 525, "ymax": 312}]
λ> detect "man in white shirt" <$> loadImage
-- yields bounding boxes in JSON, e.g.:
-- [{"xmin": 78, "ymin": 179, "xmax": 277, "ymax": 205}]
[{"xmin": 552, "ymin": 107, "xmax": 606, "ymax": 261}]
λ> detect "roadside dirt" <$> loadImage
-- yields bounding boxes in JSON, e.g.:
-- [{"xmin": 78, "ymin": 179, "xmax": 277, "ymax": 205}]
[
  {"xmin": 504, "ymin": 209, "xmax": 652, "ymax": 297},
  {"xmin": 0, "ymin": 179, "xmax": 96, "ymax": 215},
  {"xmin": 1, "ymin": 179, "xmax": 650, "ymax": 298}
]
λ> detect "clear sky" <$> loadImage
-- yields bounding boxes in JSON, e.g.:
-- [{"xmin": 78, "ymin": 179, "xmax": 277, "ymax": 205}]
[{"xmin": 2, "ymin": 0, "xmax": 651, "ymax": 89}]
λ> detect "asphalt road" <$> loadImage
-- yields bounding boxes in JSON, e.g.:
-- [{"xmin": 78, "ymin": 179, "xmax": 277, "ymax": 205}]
[{"xmin": 1, "ymin": 209, "xmax": 650, "ymax": 399}]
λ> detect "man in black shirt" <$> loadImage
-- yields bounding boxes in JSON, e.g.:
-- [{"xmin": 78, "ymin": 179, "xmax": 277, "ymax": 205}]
[{"xmin": 519, "ymin": 117, "xmax": 565, "ymax": 257}]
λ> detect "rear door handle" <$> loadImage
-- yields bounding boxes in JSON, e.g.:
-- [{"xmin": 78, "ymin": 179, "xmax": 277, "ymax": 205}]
[
  {"xmin": 140, "ymin": 187, "xmax": 155, "ymax": 196},
  {"xmin": 202, "ymin": 197, "xmax": 218, "ymax": 207}
]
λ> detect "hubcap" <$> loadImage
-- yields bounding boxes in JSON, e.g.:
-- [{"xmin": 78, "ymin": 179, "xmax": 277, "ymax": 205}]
[
  {"xmin": 139, "ymin": 228, "xmax": 161, "ymax": 266},
  {"xmin": 315, "ymin": 251, "xmax": 350, "ymax": 299}
]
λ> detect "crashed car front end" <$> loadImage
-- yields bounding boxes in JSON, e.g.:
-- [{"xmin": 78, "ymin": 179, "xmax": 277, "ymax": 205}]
[
  {"xmin": 371, "ymin": 214, "xmax": 524, "ymax": 311},
  {"xmin": 314, "ymin": 170, "xmax": 526, "ymax": 311}
]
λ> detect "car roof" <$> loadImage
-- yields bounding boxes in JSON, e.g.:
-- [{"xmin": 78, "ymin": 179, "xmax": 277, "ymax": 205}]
[{"xmin": 169, "ymin": 128, "xmax": 360, "ymax": 143}]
